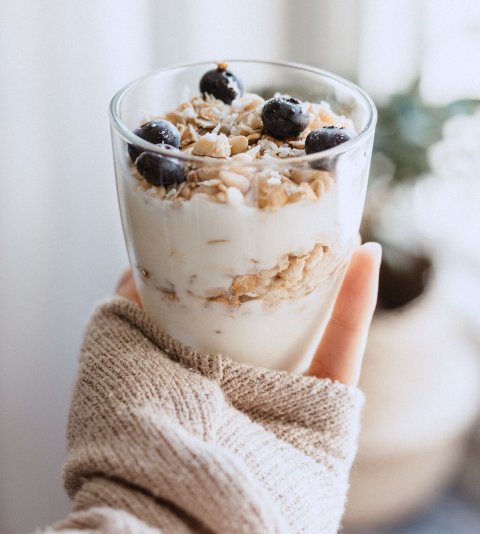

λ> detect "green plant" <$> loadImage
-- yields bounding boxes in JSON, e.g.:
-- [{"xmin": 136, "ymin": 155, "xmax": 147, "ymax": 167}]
[{"xmin": 373, "ymin": 82, "xmax": 479, "ymax": 182}]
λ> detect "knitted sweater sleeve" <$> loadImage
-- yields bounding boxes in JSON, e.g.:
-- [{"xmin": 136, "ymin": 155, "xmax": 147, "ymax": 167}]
[{"xmin": 44, "ymin": 298, "xmax": 364, "ymax": 534}]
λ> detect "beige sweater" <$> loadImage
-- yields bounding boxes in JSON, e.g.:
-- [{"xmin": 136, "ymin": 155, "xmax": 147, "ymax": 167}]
[{"xmin": 46, "ymin": 298, "xmax": 364, "ymax": 534}]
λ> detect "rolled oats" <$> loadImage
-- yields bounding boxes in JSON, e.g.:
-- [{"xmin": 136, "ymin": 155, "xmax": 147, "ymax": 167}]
[
  {"xmin": 231, "ymin": 93, "xmax": 264, "ymax": 112},
  {"xmin": 219, "ymin": 170, "xmax": 250, "ymax": 193},
  {"xmin": 226, "ymin": 186, "xmax": 245, "ymax": 207},
  {"xmin": 288, "ymin": 139, "xmax": 306, "ymax": 149},
  {"xmin": 286, "ymin": 191, "xmax": 307, "ymax": 204},
  {"xmin": 290, "ymin": 168, "xmax": 323, "ymax": 184},
  {"xmin": 194, "ymin": 166, "xmax": 220, "ymax": 181},
  {"xmin": 180, "ymin": 124, "xmax": 198, "ymax": 148},
  {"xmin": 231, "ymin": 274, "xmax": 259, "ymax": 295},
  {"xmin": 132, "ymin": 92, "xmax": 355, "ymax": 207},
  {"xmin": 204, "ymin": 242, "xmax": 337, "ymax": 309},
  {"xmin": 298, "ymin": 182, "xmax": 317, "ymax": 201},
  {"xmin": 305, "ymin": 244, "xmax": 326, "ymax": 271},
  {"xmin": 311, "ymin": 174, "xmax": 334, "ymax": 198}
]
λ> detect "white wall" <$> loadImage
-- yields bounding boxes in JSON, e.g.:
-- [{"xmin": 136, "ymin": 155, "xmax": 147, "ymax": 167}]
[{"xmin": 0, "ymin": 2, "xmax": 154, "ymax": 532}]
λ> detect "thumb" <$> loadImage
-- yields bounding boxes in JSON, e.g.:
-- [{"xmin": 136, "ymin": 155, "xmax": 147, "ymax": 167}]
[{"xmin": 307, "ymin": 242, "xmax": 381, "ymax": 386}]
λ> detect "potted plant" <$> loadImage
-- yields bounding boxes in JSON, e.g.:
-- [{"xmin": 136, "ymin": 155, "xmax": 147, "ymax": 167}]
[{"xmin": 344, "ymin": 99, "xmax": 480, "ymax": 531}]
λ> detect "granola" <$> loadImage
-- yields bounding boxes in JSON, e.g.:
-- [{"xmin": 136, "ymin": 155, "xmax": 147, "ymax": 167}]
[
  {"xmin": 205, "ymin": 243, "xmax": 344, "ymax": 308},
  {"xmin": 131, "ymin": 92, "xmax": 354, "ymax": 209}
]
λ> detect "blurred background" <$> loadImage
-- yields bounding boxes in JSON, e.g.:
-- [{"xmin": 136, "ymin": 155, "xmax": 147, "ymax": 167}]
[{"xmin": 1, "ymin": 0, "xmax": 479, "ymax": 532}]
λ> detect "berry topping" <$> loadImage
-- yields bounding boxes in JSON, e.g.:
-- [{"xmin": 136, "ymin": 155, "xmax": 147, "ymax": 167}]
[
  {"xmin": 135, "ymin": 146, "xmax": 185, "ymax": 187},
  {"xmin": 261, "ymin": 96, "xmax": 309, "ymax": 140},
  {"xmin": 305, "ymin": 126, "xmax": 353, "ymax": 154},
  {"xmin": 199, "ymin": 63, "xmax": 243, "ymax": 104},
  {"xmin": 128, "ymin": 120, "xmax": 181, "ymax": 163},
  {"xmin": 305, "ymin": 126, "xmax": 354, "ymax": 171}
]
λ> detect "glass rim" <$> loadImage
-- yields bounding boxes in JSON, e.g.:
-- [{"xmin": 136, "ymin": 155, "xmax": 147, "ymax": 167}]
[{"xmin": 109, "ymin": 59, "xmax": 377, "ymax": 167}]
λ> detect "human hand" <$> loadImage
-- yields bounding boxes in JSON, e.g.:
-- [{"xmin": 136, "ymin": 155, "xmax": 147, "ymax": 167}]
[
  {"xmin": 306, "ymin": 242, "xmax": 381, "ymax": 387},
  {"xmin": 116, "ymin": 242, "xmax": 381, "ymax": 388}
]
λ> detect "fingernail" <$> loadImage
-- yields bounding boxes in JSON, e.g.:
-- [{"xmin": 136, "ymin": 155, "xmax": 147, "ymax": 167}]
[{"xmin": 360, "ymin": 241, "xmax": 382, "ymax": 263}]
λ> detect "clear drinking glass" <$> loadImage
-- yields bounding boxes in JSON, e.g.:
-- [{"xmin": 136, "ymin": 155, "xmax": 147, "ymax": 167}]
[{"xmin": 109, "ymin": 60, "xmax": 376, "ymax": 371}]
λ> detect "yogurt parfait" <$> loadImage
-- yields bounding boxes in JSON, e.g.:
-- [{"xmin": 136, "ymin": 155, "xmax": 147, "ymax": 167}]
[{"xmin": 110, "ymin": 60, "xmax": 376, "ymax": 371}]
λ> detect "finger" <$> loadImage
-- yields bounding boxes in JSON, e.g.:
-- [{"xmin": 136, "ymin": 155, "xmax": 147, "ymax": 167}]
[
  {"xmin": 307, "ymin": 242, "xmax": 382, "ymax": 386},
  {"xmin": 115, "ymin": 269, "xmax": 142, "ymax": 306}
]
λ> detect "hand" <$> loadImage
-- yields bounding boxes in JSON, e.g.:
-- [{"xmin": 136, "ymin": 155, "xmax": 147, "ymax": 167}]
[
  {"xmin": 115, "ymin": 269, "xmax": 142, "ymax": 306},
  {"xmin": 116, "ymin": 242, "xmax": 381, "ymax": 388},
  {"xmin": 306, "ymin": 242, "xmax": 381, "ymax": 387}
]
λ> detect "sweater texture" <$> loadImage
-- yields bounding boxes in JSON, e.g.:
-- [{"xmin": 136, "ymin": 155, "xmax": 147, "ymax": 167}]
[{"xmin": 43, "ymin": 298, "xmax": 363, "ymax": 533}]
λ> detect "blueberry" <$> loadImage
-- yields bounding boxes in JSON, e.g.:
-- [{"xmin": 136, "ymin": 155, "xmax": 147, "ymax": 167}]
[
  {"xmin": 135, "ymin": 146, "xmax": 185, "ymax": 187},
  {"xmin": 305, "ymin": 126, "xmax": 354, "ymax": 170},
  {"xmin": 305, "ymin": 126, "xmax": 353, "ymax": 153},
  {"xmin": 199, "ymin": 63, "xmax": 243, "ymax": 104},
  {"xmin": 261, "ymin": 96, "xmax": 309, "ymax": 140},
  {"xmin": 128, "ymin": 120, "xmax": 181, "ymax": 163}
]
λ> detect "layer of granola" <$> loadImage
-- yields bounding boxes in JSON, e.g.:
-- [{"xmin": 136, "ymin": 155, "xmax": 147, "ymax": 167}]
[
  {"xmin": 130, "ymin": 93, "xmax": 355, "ymax": 209},
  {"xmin": 139, "ymin": 242, "xmax": 347, "ymax": 310},
  {"xmin": 205, "ymin": 242, "xmax": 337, "ymax": 307}
]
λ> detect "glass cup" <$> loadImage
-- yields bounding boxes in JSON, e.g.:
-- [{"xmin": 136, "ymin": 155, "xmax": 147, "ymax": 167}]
[{"xmin": 109, "ymin": 60, "xmax": 376, "ymax": 371}]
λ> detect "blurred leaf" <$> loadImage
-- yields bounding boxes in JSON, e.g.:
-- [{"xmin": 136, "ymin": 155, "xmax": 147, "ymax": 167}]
[{"xmin": 373, "ymin": 82, "xmax": 479, "ymax": 182}]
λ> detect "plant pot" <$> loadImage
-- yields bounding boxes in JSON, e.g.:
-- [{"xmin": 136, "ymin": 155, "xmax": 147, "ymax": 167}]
[{"xmin": 344, "ymin": 254, "xmax": 480, "ymax": 531}]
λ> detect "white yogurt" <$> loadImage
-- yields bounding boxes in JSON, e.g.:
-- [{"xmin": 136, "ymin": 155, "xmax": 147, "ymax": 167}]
[{"xmin": 120, "ymin": 149, "xmax": 367, "ymax": 371}]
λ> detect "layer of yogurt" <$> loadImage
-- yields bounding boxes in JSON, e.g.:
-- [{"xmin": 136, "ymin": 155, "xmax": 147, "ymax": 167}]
[{"xmin": 120, "ymin": 73, "xmax": 367, "ymax": 370}]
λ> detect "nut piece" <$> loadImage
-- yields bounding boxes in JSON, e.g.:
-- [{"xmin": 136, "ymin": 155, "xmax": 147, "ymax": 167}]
[
  {"xmin": 192, "ymin": 133, "xmax": 231, "ymax": 158},
  {"xmin": 229, "ymin": 135, "xmax": 249, "ymax": 155},
  {"xmin": 258, "ymin": 182, "xmax": 288, "ymax": 209}
]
